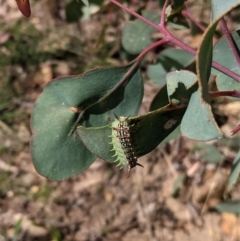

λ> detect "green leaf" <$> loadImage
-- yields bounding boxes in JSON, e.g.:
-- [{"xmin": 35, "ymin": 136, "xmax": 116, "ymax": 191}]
[
  {"xmin": 228, "ymin": 151, "xmax": 240, "ymax": 191},
  {"xmin": 220, "ymin": 136, "xmax": 240, "ymax": 151},
  {"xmin": 191, "ymin": 143, "xmax": 223, "ymax": 163},
  {"xmin": 166, "ymin": 70, "xmax": 197, "ymax": 103},
  {"xmin": 81, "ymin": 0, "xmax": 89, "ymax": 7},
  {"xmin": 172, "ymin": 174, "xmax": 186, "ymax": 198},
  {"xmin": 215, "ymin": 200, "xmax": 240, "ymax": 214},
  {"xmin": 122, "ymin": 11, "xmax": 159, "ymax": 54},
  {"xmin": 129, "ymin": 107, "xmax": 185, "ymax": 156},
  {"xmin": 160, "ymin": 125, "xmax": 181, "ymax": 145},
  {"xmin": 31, "ymin": 109, "xmax": 95, "ymax": 181},
  {"xmin": 212, "ymin": 30, "xmax": 240, "ymax": 101},
  {"xmin": 165, "ymin": 0, "xmax": 188, "ymax": 30},
  {"xmin": 150, "ymin": 70, "xmax": 196, "ymax": 114},
  {"xmin": 209, "ymin": 1, "xmax": 240, "ymax": 101},
  {"xmin": 158, "ymin": 0, "xmax": 165, "ymax": 7},
  {"xmin": 216, "ymin": 72, "xmax": 240, "ymax": 101},
  {"xmin": 150, "ymin": 70, "xmax": 197, "ymax": 145},
  {"xmin": 150, "ymin": 85, "xmax": 169, "ymax": 111},
  {"xmin": 31, "ymin": 64, "xmax": 143, "ymax": 180},
  {"xmin": 181, "ymin": 89, "xmax": 223, "ymax": 141},
  {"xmin": 148, "ymin": 65, "xmax": 167, "ymax": 85},
  {"xmin": 211, "ymin": 0, "xmax": 240, "ymax": 21},
  {"xmin": 14, "ymin": 217, "xmax": 23, "ymax": 237},
  {"xmin": 167, "ymin": 13, "xmax": 189, "ymax": 30},
  {"xmin": 78, "ymin": 125, "xmax": 115, "ymax": 162},
  {"xmin": 79, "ymin": 105, "xmax": 186, "ymax": 163},
  {"xmin": 170, "ymin": 0, "xmax": 186, "ymax": 11},
  {"xmin": 147, "ymin": 48, "xmax": 195, "ymax": 84},
  {"xmin": 65, "ymin": 0, "xmax": 83, "ymax": 23},
  {"xmin": 197, "ymin": 21, "xmax": 218, "ymax": 103}
]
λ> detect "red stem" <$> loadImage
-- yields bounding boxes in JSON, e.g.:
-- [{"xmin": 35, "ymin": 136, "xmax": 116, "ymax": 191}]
[
  {"xmin": 231, "ymin": 124, "xmax": 240, "ymax": 136},
  {"xmin": 110, "ymin": 0, "xmax": 165, "ymax": 33},
  {"xmin": 182, "ymin": 8, "xmax": 218, "ymax": 43},
  {"xmin": 159, "ymin": 0, "xmax": 170, "ymax": 27},
  {"xmin": 210, "ymin": 90, "xmax": 240, "ymax": 99},
  {"xmin": 182, "ymin": 10, "xmax": 205, "ymax": 32},
  {"xmin": 137, "ymin": 39, "xmax": 169, "ymax": 62}
]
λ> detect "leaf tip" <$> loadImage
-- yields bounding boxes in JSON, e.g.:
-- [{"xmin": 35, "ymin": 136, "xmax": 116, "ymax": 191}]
[{"xmin": 16, "ymin": 0, "xmax": 31, "ymax": 17}]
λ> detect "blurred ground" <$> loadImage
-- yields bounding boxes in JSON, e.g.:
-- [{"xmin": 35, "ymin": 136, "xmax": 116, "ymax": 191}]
[{"xmin": 0, "ymin": 0, "xmax": 240, "ymax": 241}]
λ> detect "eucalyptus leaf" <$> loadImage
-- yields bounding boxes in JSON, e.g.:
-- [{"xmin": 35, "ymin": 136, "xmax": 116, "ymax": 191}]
[
  {"xmin": 228, "ymin": 151, "xmax": 240, "ymax": 191},
  {"xmin": 122, "ymin": 11, "xmax": 159, "ymax": 54},
  {"xmin": 192, "ymin": 143, "xmax": 223, "ymax": 163},
  {"xmin": 181, "ymin": 90, "xmax": 223, "ymax": 141},
  {"xmin": 211, "ymin": 0, "xmax": 240, "ymax": 21},
  {"xmin": 212, "ymin": 30, "xmax": 240, "ymax": 101},
  {"xmin": 31, "ymin": 64, "xmax": 143, "ymax": 180},
  {"xmin": 79, "ymin": 105, "xmax": 186, "ymax": 163},
  {"xmin": 215, "ymin": 200, "xmax": 240, "ymax": 214},
  {"xmin": 147, "ymin": 48, "xmax": 195, "ymax": 84}
]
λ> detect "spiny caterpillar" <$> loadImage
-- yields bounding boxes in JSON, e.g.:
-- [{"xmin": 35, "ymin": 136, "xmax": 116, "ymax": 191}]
[{"xmin": 111, "ymin": 114, "xmax": 143, "ymax": 177}]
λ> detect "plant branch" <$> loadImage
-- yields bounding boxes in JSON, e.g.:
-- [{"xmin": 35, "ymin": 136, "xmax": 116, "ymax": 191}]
[
  {"xmin": 109, "ymin": 0, "xmax": 240, "ymax": 82},
  {"xmin": 231, "ymin": 124, "xmax": 240, "ymax": 135},
  {"xmin": 109, "ymin": 0, "xmax": 163, "ymax": 33},
  {"xmin": 210, "ymin": 90, "xmax": 240, "ymax": 99},
  {"xmin": 212, "ymin": 62, "xmax": 240, "ymax": 82},
  {"xmin": 136, "ymin": 39, "xmax": 169, "ymax": 62},
  {"xmin": 220, "ymin": 18, "xmax": 240, "ymax": 67},
  {"xmin": 182, "ymin": 10, "xmax": 205, "ymax": 32},
  {"xmin": 69, "ymin": 62, "xmax": 140, "ymax": 136},
  {"xmin": 183, "ymin": 8, "xmax": 218, "ymax": 43},
  {"xmin": 160, "ymin": 0, "xmax": 170, "ymax": 27},
  {"xmin": 169, "ymin": 36, "xmax": 196, "ymax": 54}
]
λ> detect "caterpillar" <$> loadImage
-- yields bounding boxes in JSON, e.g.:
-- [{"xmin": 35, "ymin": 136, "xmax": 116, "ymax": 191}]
[{"xmin": 111, "ymin": 114, "xmax": 143, "ymax": 177}]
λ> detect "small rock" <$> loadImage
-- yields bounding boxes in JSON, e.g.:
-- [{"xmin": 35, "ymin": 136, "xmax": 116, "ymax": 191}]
[{"xmin": 17, "ymin": 124, "xmax": 30, "ymax": 143}]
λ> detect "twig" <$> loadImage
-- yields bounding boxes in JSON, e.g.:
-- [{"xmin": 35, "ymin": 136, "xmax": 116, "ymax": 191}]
[
  {"xmin": 231, "ymin": 124, "xmax": 240, "ymax": 135},
  {"xmin": 159, "ymin": 0, "xmax": 170, "ymax": 27},
  {"xmin": 210, "ymin": 90, "xmax": 240, "ymax": 99}
]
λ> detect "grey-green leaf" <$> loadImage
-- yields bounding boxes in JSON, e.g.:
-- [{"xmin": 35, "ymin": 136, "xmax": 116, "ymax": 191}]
[
  {"xmin": 211, "ymin": 0, "xmax": 240, "ymax": 21},
  {"xmin": 31, "ymin": 64, "xmax": 143, "ymax": 180},
  {"xmin": 228, "ymin": 151, "xmax": 240, "ymax": 191},
  {"xmin": 79, "ymin": 106, "xmax": 186, "ymax": 163},
  {"xmin": 181, "ymin": 90, "xmax": 223, "ymax": 141},
  {"xmin": 191, "ymin": 143, "xmax": 223, "ymax": 163},
  {"xmin": 166, "ymin": 70, "xmax": 197, "ymax": 103},
  {"xmin": 212, "ymin": 30, "xmax": 240, "ymax": 101},
  {"xmin": 215, "ymin": 201, "xmax": 240, "ymax": 214},
  {"xmin": 147, "ymin": 48, "xmax": 195, "ymax": 84},
  {"xmin": 197, "ymin": 21, "xmax": 218, "ymax": 103},
  {"xmin": 122, "ymin": 11, "xmax": 159, "ymax": 54}
]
